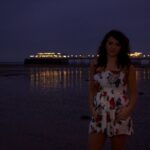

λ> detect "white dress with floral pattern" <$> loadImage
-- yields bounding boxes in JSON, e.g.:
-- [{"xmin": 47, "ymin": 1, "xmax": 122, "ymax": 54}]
[{"xmin": 88, "ymin": 70, "xmax": 134, "ymax": 137}]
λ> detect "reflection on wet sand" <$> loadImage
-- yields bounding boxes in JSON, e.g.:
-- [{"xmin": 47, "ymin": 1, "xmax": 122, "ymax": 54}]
[
  {"xmin": 29, "ymin": 67, "xmax": 150, "ymax": 89},
  {"xmin": 142, "ymin": 68, "xmax": 150, "ymax": 80},
  {"xmin": 135, "ymin": 67, "xmax": 150, "ymax": 85},
  {"xmin": 29, "ymin": 67, "xmax": 83, "ymax": 89},
  {"xmin": 28, "ymin": 66, "xmax": 150, "ymax": 93}
]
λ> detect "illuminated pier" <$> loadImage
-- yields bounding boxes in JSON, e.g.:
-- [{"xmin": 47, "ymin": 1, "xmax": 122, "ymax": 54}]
[
  {"xmin": 24, "ymin": 51, "xmax": 150, "ymax": 66},
  {"xmin": 24, "ymin": 52, "xmax": 69, "ymax": 65}
]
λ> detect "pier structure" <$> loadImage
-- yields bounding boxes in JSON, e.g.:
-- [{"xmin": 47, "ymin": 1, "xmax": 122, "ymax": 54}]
[
  {"xmin": 60, "ymin": 53, "xmax": 150, "ymax": 66},
  {"xmin": 26, "ymin": 52, "xmax": 150, "ymax": 66}
]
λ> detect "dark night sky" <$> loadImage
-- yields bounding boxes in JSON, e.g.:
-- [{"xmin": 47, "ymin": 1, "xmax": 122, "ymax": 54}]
[{"xmin": 0, "ymin": 0, "xmax": 150, "ymax": 62}]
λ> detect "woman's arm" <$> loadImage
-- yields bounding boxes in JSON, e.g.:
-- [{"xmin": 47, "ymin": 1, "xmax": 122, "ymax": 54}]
[
  {"xmin": 115, "ymin": 64, "xmax": 138, "ymax": 121},
  {"xmin": 127, "ymin": 64, "xmax": 138, "ymax": 113},
  {"xmin": 88, "ymin": 59, "xmax": 99, "ymax": 114}
]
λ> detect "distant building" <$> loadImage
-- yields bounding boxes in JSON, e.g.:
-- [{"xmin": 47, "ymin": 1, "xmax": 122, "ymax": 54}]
[{"xmin": 24, "ymin": 52, "xmax": 69, "ymax": 65}]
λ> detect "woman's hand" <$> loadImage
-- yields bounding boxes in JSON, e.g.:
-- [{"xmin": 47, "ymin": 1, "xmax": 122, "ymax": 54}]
[
  {"xmin": 115, "ymin": 105, "xmax": 133, "ymax": 122},
  {"xmin": 90, "ymin": 106, "xmax": 99, "ymax": 119},
  {"xmin": 115, "ymin": 65, "xmax": 138, "ymax": 123}
]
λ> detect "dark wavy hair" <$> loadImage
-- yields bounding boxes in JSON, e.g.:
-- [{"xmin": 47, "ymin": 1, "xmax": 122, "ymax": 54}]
[{"xmin": 96, "ymin": 29, "xmax": 131, "ymax": 70}]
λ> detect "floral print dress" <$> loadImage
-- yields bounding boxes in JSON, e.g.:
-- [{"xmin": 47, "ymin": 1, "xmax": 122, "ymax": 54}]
[{"xmin": 88, "ymin": 69, "xmax": 134, "ymax": 137}]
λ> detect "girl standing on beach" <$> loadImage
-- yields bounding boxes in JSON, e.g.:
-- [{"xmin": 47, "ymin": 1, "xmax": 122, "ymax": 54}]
[{"xmin": 88, "ymin": 29, "xmax": 138, "ymax": 150}]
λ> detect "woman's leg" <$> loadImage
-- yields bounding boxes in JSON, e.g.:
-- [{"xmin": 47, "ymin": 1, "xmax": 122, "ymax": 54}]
[
  {"xmin": 88, "ymin": 132, "xmax": 106, "ymax": 150},
  {"xmin": 110, "ymin": 134, "xmax": 128, "ymax": 150}
]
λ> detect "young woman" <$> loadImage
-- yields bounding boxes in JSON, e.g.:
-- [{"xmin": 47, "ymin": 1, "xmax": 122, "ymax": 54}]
[{"xmin": 87, "ymin": 29, "xmax": 138, "ymax": 150}]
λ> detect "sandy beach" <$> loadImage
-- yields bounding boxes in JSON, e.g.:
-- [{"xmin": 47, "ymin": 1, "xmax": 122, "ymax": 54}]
[{"xmin": 0, "ymin": 65, "xmax": 150, "ymax": 150}]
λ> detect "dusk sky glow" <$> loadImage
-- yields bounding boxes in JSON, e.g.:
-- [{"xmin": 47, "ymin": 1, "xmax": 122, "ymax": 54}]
[{"xmin": 0, "ymin": 0, "xmax": 150, "ymax": 62}]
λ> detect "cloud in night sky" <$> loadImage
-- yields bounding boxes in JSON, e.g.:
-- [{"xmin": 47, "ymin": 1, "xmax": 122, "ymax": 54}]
[{"xmin": 0, "ymin": 0, "xmax": 150, "ymax": 61}]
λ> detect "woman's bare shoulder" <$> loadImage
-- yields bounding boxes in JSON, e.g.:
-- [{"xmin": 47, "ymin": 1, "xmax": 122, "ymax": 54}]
[
  {"xmin": 89, "ymin": 59, "xmax": 103, "ymax": 71},
  {"xmin": 95, "ymin": 66, "xmax": 104, "ymax": 73},
  {"xmin": 130, "ymin": 64, "xmax": 136, "ymax": 70},
  {"xmin": 122, "ymin": 64, "xmax": 136, "ymax": 73},
  {"xmin": 89, "ymin": 59, "xmax": 97, "ymax": 71},
  {"xmin": 90, "ymin": 58, "xmax": 97, "ymax": 66},
  {"xmin": 128, "ymin": 64, "xmax": 136, "ymax": 73},
  {"xmin": 125, "ymin": 64, "xmax": 137, "ymax": 83}
]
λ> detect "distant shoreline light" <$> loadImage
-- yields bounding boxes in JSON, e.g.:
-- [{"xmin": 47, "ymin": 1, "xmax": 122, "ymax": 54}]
[{"xmin": 29, "ymin": 51, "xmax": 149, "ymax": 59}]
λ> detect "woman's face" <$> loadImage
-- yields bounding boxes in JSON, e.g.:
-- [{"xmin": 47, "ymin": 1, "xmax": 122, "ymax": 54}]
[{"xmin": 105, "ymin": 36, "xmax": 121, "ymax": 57}]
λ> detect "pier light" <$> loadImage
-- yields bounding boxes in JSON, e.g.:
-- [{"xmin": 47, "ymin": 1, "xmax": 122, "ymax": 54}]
[
  {"xmin": 129, "ymin": 52, "xmax": 143, "ymax": 58},
  {"xmin": 143, "ymin": 55, "xmax": 146, "ymax": 57},
  {"xmin": 88, "ymin": 54, "xmax": 90, "ymax": 57},
  {"xmin": 92, "ymin": 55, "xmax": 95, "ymax": 57},
  {"xmin": 48, "ymin": 52, "xmax": 55, "ymax": 54},
  {"xmin": 71, "ymin": 55, "xmax": 73, "ymax": 57},
  {"xmin": 29, "ymin": 55, "xmax": 34, "ymax": 58},
  {"xmin": 75, "ymin": 55, "xmax": 78, "ymax": 57},
  {"xmin": 63, "ymin": 55, "xmax": 67, "ymax": 58}
]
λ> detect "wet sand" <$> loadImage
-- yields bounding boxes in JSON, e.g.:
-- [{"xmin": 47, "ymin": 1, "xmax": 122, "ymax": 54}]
[{"xmin": 0, "ymin": 65, "xmax": 150, "ymax": 150}]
